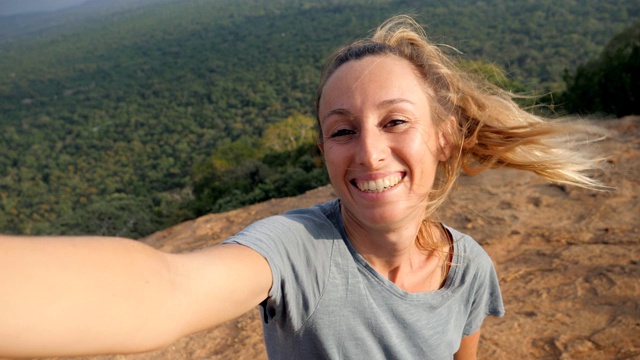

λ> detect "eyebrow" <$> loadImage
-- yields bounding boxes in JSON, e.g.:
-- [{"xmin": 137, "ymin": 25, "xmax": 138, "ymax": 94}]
[
  {"xmin": 379, "ymin": 98, "xmax": 415, "ymax": 108},
  {"xmin": 321, "ymin": 98, "xmax": 415, "ymax": 122}
]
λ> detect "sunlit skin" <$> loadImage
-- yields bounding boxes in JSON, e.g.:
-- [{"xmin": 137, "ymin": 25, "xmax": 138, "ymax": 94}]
[{"xmin": 318, "ymin": 55, "xmax": 453, "ymax": 292}]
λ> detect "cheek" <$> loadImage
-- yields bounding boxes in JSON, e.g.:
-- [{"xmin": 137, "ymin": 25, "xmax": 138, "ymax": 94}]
[
  {"xmin": 403, "ymin": 133, "xmax": 438, "ymax": 160},
  {"xmin": 402, "ymin": 136, "xmax": 441, "ymax": 181},
  {"xmin": 321, "ymin": 146, "xmax": 343, "ymax": 176}
]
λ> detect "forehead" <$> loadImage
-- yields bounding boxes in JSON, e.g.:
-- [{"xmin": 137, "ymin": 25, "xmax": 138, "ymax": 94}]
[{"xmin": 319, "ymin": 55, "xmax": 430, "ymax": 113}]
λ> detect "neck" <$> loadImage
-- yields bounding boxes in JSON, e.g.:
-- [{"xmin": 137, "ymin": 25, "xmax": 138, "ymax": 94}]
[
  {"xmin": 341, "ymin": 204, "xmax": 421, "ymax": 265},
  {"xmin": 341, "ymin": 204, "xmax": 450, "ymax": 292}
]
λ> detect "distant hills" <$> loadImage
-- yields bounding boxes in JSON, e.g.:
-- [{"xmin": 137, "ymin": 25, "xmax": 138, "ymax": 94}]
[{"xmin": 0, "ymin": 0, "xmax": 87, "ymax": 16}]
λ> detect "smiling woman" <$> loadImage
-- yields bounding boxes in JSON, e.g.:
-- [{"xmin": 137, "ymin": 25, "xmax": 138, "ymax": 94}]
[
  {"xmin": 229, "ymin": 15, "xmax": 604, "ymax": 359},
  {"xmin": 0, "ymin": 15, "xmax": 606, "ymax": 360},
  {"xmin": 318, "ymin": 55, "xmax": 447, "ymax": 233}
]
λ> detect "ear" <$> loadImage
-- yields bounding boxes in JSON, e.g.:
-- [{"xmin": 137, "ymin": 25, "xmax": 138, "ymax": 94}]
[
  {"xmin": 437, "ymin": 116, "xmax": 456, "ymax": 161},
  {"xmin": 317, "ymin": 141, "xmax": 324, "ymax": 155}
]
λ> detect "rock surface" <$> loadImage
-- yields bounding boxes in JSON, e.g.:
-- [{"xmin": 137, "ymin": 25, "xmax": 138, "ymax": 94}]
[{"xmin": 47, "ymin": 117, "xmax": 640, "ymax": 360}]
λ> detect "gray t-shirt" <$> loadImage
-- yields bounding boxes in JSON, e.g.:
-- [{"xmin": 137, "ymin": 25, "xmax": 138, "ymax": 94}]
[{"xmin": 224, "ymin": 199, "xmax": 504, "ymax": 359}]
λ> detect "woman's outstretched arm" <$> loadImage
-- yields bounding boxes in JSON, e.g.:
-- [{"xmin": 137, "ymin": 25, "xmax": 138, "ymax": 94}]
[{"xmin": 0, "ymin": 235, "xmax": 271, "ymax": 358}]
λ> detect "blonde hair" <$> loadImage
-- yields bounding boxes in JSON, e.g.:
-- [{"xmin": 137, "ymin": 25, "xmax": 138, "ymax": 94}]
[{"xmin": 316, "ymin": 15, "xmax": 607, "ymax": 251}]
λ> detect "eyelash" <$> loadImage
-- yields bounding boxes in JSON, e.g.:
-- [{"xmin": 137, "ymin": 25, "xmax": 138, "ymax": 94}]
[
  {"xmin": 385, "ymin": 119, "xmax": 407, "ymax": 127},
  {"xmin": 328, "ymin": 118, "xmax": 408, "ymax": 138},
  {"xmin": 330, "ymin": 129, "xmax": 355, "ymax": 138}
]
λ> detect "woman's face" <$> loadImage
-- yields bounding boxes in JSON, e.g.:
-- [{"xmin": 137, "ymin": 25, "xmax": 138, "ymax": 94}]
[{"xmin": 318, "ymin": 55, "xmax": 450, "ymax": 231}]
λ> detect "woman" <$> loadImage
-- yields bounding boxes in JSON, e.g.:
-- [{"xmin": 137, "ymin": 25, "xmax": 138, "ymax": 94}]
[{"xmin": 0, "ymin": 15, "xmax": 604, "ymax": 359}]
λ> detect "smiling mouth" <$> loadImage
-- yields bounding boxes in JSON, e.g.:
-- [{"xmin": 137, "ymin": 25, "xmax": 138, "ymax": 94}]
[{"xmin": 353, "ymin": 174, "xmax": 403, "ymax": 193}]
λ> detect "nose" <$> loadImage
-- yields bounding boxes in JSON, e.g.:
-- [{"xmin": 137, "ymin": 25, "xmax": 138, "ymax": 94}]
[{"xmin": 356, "ymin": 127, "xmax": 387, "ymax": 168}]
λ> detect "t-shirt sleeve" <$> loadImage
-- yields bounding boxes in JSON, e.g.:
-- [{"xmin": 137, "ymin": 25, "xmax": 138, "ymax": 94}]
[
  {"xmin": 456, "ymin": 235, "xmax": 505, "ymax": 337},
  {"xmin": 222, "ymin": 206, "xmax": 338, "ymax": 328}
]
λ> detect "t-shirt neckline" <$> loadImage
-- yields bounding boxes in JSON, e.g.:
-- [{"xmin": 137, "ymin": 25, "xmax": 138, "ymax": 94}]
[{"xmin": 326, "ymin": 199, "xmax": 459, "ymax": 301}]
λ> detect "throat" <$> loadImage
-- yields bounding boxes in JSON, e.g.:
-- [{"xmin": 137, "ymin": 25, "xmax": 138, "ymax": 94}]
[
  {"xmin": 385, "ymin": 252, "xmax": 449, "ymax": 293},
  {"xmin": 382, "ymin": 231, "xmax": 453, "ymax": 293}
]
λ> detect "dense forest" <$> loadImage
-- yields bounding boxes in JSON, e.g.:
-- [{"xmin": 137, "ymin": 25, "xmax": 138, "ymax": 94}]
[
  {"xmin": 560, "ymin": 20, "xmax": 640, "ymax": 117},
  {"xmin": 0, "ymin": 0, "xmax": 638, "ymax": 237}
]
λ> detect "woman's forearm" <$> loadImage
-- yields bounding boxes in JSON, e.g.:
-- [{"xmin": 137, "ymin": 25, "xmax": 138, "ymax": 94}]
[{"xmin": 0, "ymin": 235, "xmax": 179, "ymax": 358}]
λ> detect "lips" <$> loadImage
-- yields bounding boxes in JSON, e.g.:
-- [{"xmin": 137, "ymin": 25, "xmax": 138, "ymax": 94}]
[{"xmin": 353, "ymin": 174, "xmax": 403, "ymax": 193}]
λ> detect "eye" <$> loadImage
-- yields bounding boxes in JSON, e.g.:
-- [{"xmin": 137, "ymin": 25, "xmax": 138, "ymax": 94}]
[
  {"xmin": 384, "ymin": 119, "xmax": 407, "ymax": 128},
  {"xmin": 330, "ymin": 128, "xmax": 356, "ymax": 138}
]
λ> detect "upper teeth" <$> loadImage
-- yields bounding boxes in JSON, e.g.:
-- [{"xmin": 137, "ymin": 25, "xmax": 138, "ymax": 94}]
[{"xmin": 356, "ymin": 175, "xmax": 402, "ymax": 193}]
